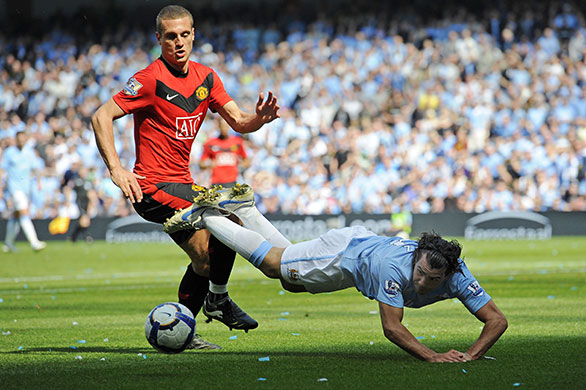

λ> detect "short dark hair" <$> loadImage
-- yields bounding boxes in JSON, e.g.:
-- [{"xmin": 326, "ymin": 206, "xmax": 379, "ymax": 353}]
[
  {"xmin": 413, "ymin": 232, "xmax": 462, "ymax": 276},
  {"xmin": 156, "ymin": 5, "xmax": 193, "ymax": 35}
]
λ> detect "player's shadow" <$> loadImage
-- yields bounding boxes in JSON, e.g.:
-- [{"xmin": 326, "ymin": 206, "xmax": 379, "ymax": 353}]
[
  {"xmin": 5, "ymin": 346, "xmax": 153, "ymax": 354},
  {"xmin": 4, "ymin": 348, "xmax": 406, "ymax": 361},
  {"xmin": 217, "ymin": 350, "xmax": 408, "ymax": 361}
]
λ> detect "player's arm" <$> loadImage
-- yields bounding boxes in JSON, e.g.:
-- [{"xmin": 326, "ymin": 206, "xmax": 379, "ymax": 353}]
[
  {"xmin": 215, "ymin": 91, "xmax": 280, "ymax": 134},
  {"xmin": 463, "ymin": 300, "xmax": 508, "ymax": 361},
  {"xmin": 378, "ymin": 302, "xmax": 467, "ymax": 363},
  {"xmin": 240, "ymin": 156, "xmax": 251, "ymax": 170},
  {"xmin": 91, "ymin": 98, "xmax": 145, "ymax": 203},
  {"xmin": 199, "ymin": 142, "xmax": 213, "ymax": 170}
]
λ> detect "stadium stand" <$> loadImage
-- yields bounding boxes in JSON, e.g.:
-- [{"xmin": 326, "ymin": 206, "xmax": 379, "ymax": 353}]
[{"xmin": 1, "ymin": 0, "xmax": 585, "ymax": 219}]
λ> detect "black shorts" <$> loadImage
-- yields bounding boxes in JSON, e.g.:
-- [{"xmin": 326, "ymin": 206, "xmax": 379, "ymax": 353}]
[
  {"xmin": 77, "ymin": 198, "xmax": 89, "ymax": 215},
  {"xmin": 132, "ymin": 182, "xmax": 205, "ymax": 245}
]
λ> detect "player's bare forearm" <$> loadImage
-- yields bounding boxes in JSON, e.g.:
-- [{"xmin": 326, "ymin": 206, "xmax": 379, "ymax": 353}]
[
  {"xmin": 465, "ymin": 300, "xmax": 508, "ymax": 360},
  {"xmin": 379, "ymin": 302, "xmax": 467, "ymax": 363},
  {"xmin": 218, "ymin": 92, "xmax": 280, "ymax": 134},
  {"xmin": 231, "ymin": 111, "xmax": 266, "ymax": 133},
  {"xmin": 382, "ymin": 319, "xmax": 436, "ymax": 361}
]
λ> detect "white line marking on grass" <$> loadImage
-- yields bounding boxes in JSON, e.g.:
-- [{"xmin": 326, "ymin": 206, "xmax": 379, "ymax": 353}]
[
  {"xmin": 0, "ymin": 283, "xmax": 177, "ymax": 295},
  {"xmin": 2, "ymin": 266, "xmax": 584, "ymax": 285},
  {"xmin": 0, "ymin": 270, "xmax": 182, "ymax": 284}
]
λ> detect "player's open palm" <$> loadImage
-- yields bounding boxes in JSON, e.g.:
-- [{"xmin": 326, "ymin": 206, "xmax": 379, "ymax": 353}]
[{"xmin": 256, "ymin": 91, "xmax": 280, "ymax": 123}]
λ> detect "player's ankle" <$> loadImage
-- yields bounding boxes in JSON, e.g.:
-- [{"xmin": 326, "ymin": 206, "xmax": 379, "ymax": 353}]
[{"xmin": 208, "ymin": 292, "xmax": 228, "ymax": 303}]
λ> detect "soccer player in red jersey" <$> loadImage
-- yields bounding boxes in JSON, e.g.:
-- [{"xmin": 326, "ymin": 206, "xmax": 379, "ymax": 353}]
[
  {"xmin": 91, "ymin": 5, "xmax": 280, "ymax": 349},
  {"xmin": 200, "ymin": 118, "xmax": 250, "ymax": 188}
]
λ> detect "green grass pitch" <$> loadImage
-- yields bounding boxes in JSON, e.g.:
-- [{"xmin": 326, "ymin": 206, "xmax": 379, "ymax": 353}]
[{"xmin": 1, "ymin": 238, "xmax": 585, "ymax": 389}]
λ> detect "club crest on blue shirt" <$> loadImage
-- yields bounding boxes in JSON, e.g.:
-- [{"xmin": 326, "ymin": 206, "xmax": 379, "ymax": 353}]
[
  {"xmin": 123, "ymin": 77, "xmax": 143, "ymax": 96},
  {"xmin": 287, "ymin": 267, "xmax": 300, "ymax": 281},
  {"xmin": 467, "ymin": 280, "xmax": 484, "ymax": 297},
  {"xmin": 384, "ymin": 280, "xmax": 400, "ymax": 297}
]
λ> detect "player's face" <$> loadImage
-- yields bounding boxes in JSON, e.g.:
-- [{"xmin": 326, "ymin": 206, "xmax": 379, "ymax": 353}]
[
  {"xmin": 412, "ymin": 254, "xmax": 446, "ymax": 295},
  {"xmin": 157, "ymin": 16, "xmax": 194, "ymax": 72},
  {"xmin": 15, "ymin": 132, "xmax": 27, "ymax": 149}
]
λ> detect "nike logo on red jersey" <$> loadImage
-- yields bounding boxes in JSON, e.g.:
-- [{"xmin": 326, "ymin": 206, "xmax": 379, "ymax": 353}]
[{"xmin": 155, "ymin": 73, "xmax": 214, "ymax": 113}]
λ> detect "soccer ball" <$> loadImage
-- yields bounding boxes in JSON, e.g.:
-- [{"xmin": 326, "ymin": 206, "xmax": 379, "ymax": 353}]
[{"xmin": 144, "ymin": 302, "xmax": 195, "ymax": 353}]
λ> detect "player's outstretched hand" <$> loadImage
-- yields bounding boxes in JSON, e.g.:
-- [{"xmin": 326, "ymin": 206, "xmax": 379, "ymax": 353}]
[
  {"xmin": 256, "ymin": 91, "xmax": 280, "ymax": 124},
  {"xmin": 110, "ymin": 167, "xmax": 145, "ymax": 203},
  {"xmin": 428, "ymin": 349, "xmax": 469, "ymax": 363}
]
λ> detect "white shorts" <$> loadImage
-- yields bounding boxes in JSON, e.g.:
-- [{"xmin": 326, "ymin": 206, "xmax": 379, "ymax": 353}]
[
  {"xmin": 10, "ymin": 190, "xmax": 30, "ymax": 212},
  {"xmin": 280, "ymin": 226, "xmax": 376, "ymax": 293}
]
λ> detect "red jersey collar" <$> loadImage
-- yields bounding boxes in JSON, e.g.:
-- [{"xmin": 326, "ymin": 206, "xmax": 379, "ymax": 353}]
[{"xmin": 159, "ymin": 56, "xmax": 189, "ymax": 78}]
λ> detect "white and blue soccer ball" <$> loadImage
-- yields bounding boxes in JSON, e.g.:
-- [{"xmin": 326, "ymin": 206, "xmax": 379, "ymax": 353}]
[{"xmin": 145, "ymin": 302, "xmax": 195, "ymax": 353}]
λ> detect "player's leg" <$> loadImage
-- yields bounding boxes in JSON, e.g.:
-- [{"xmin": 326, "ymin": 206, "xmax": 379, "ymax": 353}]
[
  {"xmin": 176, "ymin": 229, "xmax": 212, "ymax": 315},
  {"xmin": 204, "ymin": 217, "xmax": 260, "ymax": 332},
  {"xmin": 202, "ymin": 216, "xmax": 374, "ymax": 294},
  {"xmin": 141, "ymin": 183, "xmax": 258, "ymax": 332},
  {"xmin": 12, "ymin": 192, "xmax": 45, "ymax": 251},
  {"xmin": 226, "ymin": 184, "xmax": 291, "ymax": 247},
  {"xmin": 164, "ymin": 184, "xmax": 291, "ymax": 248},
  {"xmin": 133, "ymin": 190, "xmax": 220, "ymax": 349},
  {"xmin": 200, "ymin": 210, "xmax": 284, "ymax": 279},
  {"xmin": 199, "ymin": 212, "xmax": 308, "ymax": 293},
  {"xmin": 71, "ymin": 199, "xmax": 91, "ymax": 242},
  {"xmin": 179, "ymin": 227, "xmax": 258, "ymax": 332},
  {"xmin": 2, "ymin": 211, "xmax": 20, "ymax": 253}
]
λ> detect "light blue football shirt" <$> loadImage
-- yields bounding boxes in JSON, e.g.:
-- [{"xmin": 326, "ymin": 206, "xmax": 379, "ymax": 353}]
[
  {"xmin": 340, "ymin": 236, "xmax": 491, "ymax": 314},
  {"xmin": 1, "ymin": 145, "xmax": 41, "ymax": 195}
]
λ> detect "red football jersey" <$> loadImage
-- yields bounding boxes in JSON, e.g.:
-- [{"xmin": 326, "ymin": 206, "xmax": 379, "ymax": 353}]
[
  {"xmin": 201, "ymin": 135, "xmax": 247, "ymax": 184},
  {"xmin": 113, "ymin": 57, "xmax": 232, "ymax": 193}
]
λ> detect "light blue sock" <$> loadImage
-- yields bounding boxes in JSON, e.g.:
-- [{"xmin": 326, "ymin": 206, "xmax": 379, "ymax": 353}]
[
  {"xmin": 203, "ymin": 213, "xmax": 273, "ymax": 269},
  {"xmin": 249, "ymin": 241, "xmax": 273, "ymax": 267}
]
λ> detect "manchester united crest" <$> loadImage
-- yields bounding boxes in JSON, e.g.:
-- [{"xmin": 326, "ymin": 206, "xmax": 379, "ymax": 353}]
[{"xmin": 195, "ymin": 86, "xmax": 209, "ymax": 100}]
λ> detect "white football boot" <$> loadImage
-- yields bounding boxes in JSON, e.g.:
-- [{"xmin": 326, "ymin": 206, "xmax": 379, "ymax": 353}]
[{"xmin": 163, "ymin": 184, "xmax": 255, "ymax": 234}]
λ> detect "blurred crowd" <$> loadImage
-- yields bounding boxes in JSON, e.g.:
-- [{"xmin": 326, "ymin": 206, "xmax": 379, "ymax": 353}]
[{"xmin": 1, "ymin": 0, "xmax": 585, "ymax": 219}]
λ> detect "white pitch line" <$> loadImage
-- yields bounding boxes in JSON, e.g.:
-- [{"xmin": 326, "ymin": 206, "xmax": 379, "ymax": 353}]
[
  {"xmin": 0, "ymin": 265, "xmax": 254, "ymax": 284},
  {"xmin": 0, "ymin": 266, "xmax": 584, "ymax": 286},
  {"xmin": 0, "ymin": 270, "xmax": 183, "ymax": 284},
  {"xmin": 0, "ymin": 282, "xmax": 177, "ymax": 295}
]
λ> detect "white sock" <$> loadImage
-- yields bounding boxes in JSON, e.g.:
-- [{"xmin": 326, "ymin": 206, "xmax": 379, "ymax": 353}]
[
  {"xmin": 203, "ymin": 212, "xmax": 273, "ymax": 268},
  {"xmin": 209, "ymin": 282, "xmax": 228, "ymax": 294},
  {"xmin": 19, "ymin": 216, "xmax": 41, "ymax": 246},
  {"xmin": 5, "ymin": 218, "xmax": 20, "ymax": 245},
  {"xmin": 232, "ymin": 205, "xmax": 292, "ymax": 248}
]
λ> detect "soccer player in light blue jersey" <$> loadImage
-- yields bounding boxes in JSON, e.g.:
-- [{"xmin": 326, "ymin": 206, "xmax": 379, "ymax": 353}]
[
  {"xmin": 1, "ymin": 131, "xmax": 47, "ymax": 252},
  {"xmin": 166, "ymin": 206, "xmax": 508, "ymax": 363}
]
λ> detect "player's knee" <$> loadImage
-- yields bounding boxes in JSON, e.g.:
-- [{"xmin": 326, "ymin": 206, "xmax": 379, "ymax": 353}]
[
  {"xmin": 258, "ymin": 253, "xmax": 282, "ymax": 279},
  {"xmin": 259, "ymin": 263, "xmax": 280, "ymax": 279},
  {"xmin": 180, "ymin": 238, "xmax": 210, "ymax": 276},
  {"xmin": 180, "ymin": 230, "xmax": 210, "ymax": 260},
  {"xmin": 280, "ymin": 280, "xmax": 306, "ymax": 293},
  {"xmin": 189, "ymin": 256, "xmax": 209, "ymax": 276}
]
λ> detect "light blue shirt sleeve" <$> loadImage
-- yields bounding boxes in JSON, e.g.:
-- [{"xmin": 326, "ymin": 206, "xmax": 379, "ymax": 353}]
[
  {"xmin": 451, "ymin": 262, "xmax": 492, "ymax": 314},
  {"xmin": 376, "ymin": 258, "xmax": 406, "ymax": 308}
]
